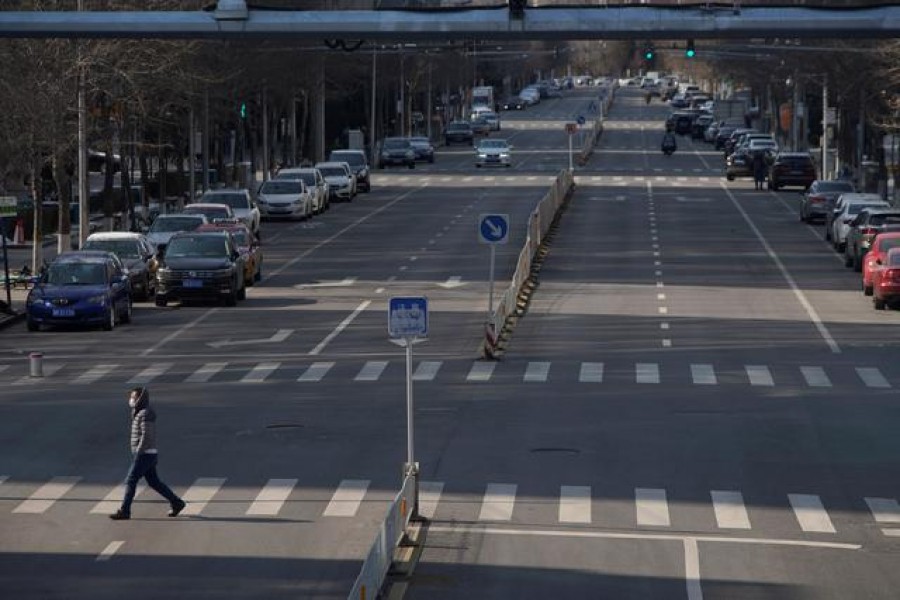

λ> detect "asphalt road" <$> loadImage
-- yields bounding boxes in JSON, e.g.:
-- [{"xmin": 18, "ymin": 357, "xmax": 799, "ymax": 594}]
[{"xmin": 1, "ymin": 87, "xmax": 899, "ymax": 600}]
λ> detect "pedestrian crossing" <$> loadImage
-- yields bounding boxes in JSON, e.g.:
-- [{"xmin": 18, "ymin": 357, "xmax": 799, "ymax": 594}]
[
  {"xmin": 2, "ymin": 474, "xmax": 897, "ymax": 538},
  {"xmin": 2, "ymin": 359, "xmax": 899, "ymax": 390}
]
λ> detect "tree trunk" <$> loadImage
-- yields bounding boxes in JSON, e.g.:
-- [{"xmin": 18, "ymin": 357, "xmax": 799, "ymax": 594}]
[
  {"xmin": 103, "ymin": 131, "xmax": 116, "ymax": 231},
  {"xmin": 54, "ymin": 151, "xmax": 71, "ymax": 254}
]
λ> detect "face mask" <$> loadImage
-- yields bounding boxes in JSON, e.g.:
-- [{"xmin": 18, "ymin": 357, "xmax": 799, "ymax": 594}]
[{"xmin": 129, "ymin": 396, "xmax": 138, "ymax": 408}]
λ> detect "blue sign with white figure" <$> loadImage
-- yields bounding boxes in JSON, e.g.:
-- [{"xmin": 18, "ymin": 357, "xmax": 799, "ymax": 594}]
[
  {"xmin": 478, "ymin": 214, "xmax": 509, "ymax": 245},
  {"xmin": 388, "ymin": 296, "xmax": 428, "ymax": 338},
  {"xmin": 576, "ymin": 115, "xmax": 586, "ymax": 125}
]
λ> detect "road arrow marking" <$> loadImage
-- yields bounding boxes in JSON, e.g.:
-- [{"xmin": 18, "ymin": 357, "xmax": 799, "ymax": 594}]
[
  {"xmin": 208, "ymin": 329, "xmax": 294, "ymax": 349},
  {"xmin": 294, "ymin": 277, "xmax": 356, "ymax": 289},
  {"xmin": 438, "ymin": 276, "xmax": 465, "ymax": 289}
]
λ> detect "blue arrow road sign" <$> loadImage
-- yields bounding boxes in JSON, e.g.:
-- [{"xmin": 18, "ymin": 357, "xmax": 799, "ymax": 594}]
[
  {"xmin": 388, "ymin": 296, "xmax": 428, "ymax": 338},
  {"xmin": 576, "ymin": 115, "xmax": 586, "ymax": 125},
  {"xmin": 478, "ymin": 213, "xmax": 509, "ymax": 245}
]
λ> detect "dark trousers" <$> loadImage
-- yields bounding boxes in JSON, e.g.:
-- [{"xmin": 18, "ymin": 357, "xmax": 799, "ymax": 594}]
[{"xmin": 120, "ymin": 452, "xmax": 181, "ymax": 514}]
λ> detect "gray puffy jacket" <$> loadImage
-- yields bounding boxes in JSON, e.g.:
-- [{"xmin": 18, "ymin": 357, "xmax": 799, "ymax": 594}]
[{"xmin": 129, "ymin": 387, "xmax": 157, "ymax": 455}]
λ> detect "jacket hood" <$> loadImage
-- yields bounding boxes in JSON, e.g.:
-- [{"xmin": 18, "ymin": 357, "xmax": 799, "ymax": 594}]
[{"xmin": 131, "ymin": 387, "xmax": 150, "ymax": 416}]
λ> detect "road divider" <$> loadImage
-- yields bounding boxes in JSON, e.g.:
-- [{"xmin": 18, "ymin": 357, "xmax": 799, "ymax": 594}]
[{"xmin": 577, "ymin": 84, "xmax": 616, "ymax": 167}]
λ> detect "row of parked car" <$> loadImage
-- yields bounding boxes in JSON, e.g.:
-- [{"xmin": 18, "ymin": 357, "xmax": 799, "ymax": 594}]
[
  {"xmin": 24, "ymin": 150, "xmax": 372, "ymax": 331},
  {"xmin": 800, "ymin": 181, "xmax": 900, "ymax": 309}
]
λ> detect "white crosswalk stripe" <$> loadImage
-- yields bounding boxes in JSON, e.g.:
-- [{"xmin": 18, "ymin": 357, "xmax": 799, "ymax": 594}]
[
  {"xmin": 298, "ymin": 362, "xmax": 334, "ymax": 382},
  {"xmin": 418, "ymin": 481, "xmax": 444, "ymax": 520},
  {"xmin": 691, "ymin": 364, "xmax": 717, "ymax": 385},
  {"xmin": 635, "ymin": 487, "xmax": 670, "ymax": 527},
  {"xmin": 466, "ymin": 361, "xmax": 495, "ymax": 382},
  {"xmin": 127, "ymin": 362, "xmax": 173, "ymax": 385},
  {"xmin": 559, "ymin": 485, "xmax": 591, "ymax": 524},
  {"xmin": 355, "ymin": 361, "xmax": 388, "ymax": 382},
  {"xmin": 413, "ymin": 361, "xmax": 442, "ymax": 382},
  {"xmin": 856, "ymin": 367, "xmax": 891, "ymax": 388},
  {"xmin": 711, "ymin": 490, "xmax": 751, "ymax": 529},
  {"xmin": 180, "ymin": 478, "xmax": 226, "ymax": 516},
  {"xmin": 323, "ymin": 479, "xmax": 369, "ymax": 517},
  {"xmin": 73, "ymin": 364, "xmax": 119, "ymax": 385},
  {"xmin": 13, "ymin": 476, "xmax": 81, "ymax": 514},
  {"xmin": 746, "ymin": 365, "xmax": 774, "ymax": 386},
  {"xmin": 636, "ymin": 363, "xmax": 660, "ymax": 384},
  {"xmin": 578, "ymin": 362, "xmax": 604, "ymax": 383},
  {"xmin": 91, "ymin": 483, "xmax": 146, "ymax": 514},
  {"xmin": 247, "ymin": 479, "xmax": 298, "ymax": 516},
  {"xmin": 865, "ymin": 497, "xmax": 900, "ymax": 526},
  {"xmin": 0, "ymin": 365, "xmax": 9, "ymax": 375},
  {"xmin": 800, "ymin": 366, "xmax": 832, "ymax": 388},
  {"xmin": 241, "ymin": 362, "xmax": 280, "ymax": 383},
  {"xmin": 523, "ymin": 361, "xmax": 550, "ymax": 382},
  {"xmin": 186, "ymin": 362, "xmax": 228, "ymax": 384},
  {"xmin": 479, "ymin": 483, "xmax": 517, "ymax": 521},
  {"xmin": 788, "ymin": 494, "xmax": 835, "ymax": 533}
]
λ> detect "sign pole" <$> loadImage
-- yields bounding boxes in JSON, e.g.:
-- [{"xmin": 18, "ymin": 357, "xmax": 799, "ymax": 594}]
[
  {"xmin": 2, "ymin": 218, "xmax": 10, "ymax": 310},
  {"xmin": 568, "ymin": 131, "xmax": 573, "ymax": 172},
  {"xmin": 488, "ymin": 243, "xmax": 496, "ymax": 318}
]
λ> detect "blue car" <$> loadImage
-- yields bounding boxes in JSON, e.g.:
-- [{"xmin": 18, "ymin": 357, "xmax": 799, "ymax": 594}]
[{"xmin": 26, "ymin": 251, "xmax": 132, "ymax": 332}]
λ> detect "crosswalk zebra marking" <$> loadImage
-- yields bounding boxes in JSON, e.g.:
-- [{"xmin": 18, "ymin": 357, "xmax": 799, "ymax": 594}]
[
  {"xmin": 466, "ymin": 362, "xmax": 495, "ymax": 382},
  {"xmin": 13, "ymin": 476, "xmax": 81, "ymax": 514},
  {"xmin": 635, "ymin": 487, "xmax": 670, "ymax": 527},
  {"xmin": 241, "ymin": 362, "xmax": 281, "ymax": 383},
  {"xmin": 73, "ymin": 364, "xmax": 119, "ymax": 385},
  {"xmin": 559, "ymin": 485, "xmax": 592, "ymax": 524},
  {"xmin": 578, "ymin": 362, "xmax": 604, "ymax": 383},
  {"xmin": 691, "ymin": 364, "xmax": 717, "ymax": 385},
  {"xmin": 865, "ymin": 497, "xmax": 900, "ymax": 526},
  {"xmin": 746, "ymin": 365, "xmax": 774, "ymax": 386},
  {"xmin": 711, "ymin": 490, "xmax": 751, "ymax": 529},
  {"xmin": 797, "ymin": 366, "xmax": 831, "ymax": 388},
  {"xmin": 14, "ymin": 363, "xmax": 64, "ymax": 385},
  {"xmin": 524, "ymin": 361, "xmax": 550, "ymax": 383},
  {"xmin": 355, "ymin": 361, "xmax": 388, "ymax": 382},
  {"xmin": 91, "ymin": 483, "xmax": 147, "ymax": 514},
  {"xmin": 479, "ymin": 483, "xmax": 517, "ymax": 522},
  {"xmin": 789, "ymin": 494, "xmax": 835, "ymax": 533},
  {"xmin": 636, "ymin": 363, "xmax": 660, "ymax": 384},
  {"xmin": 856, "ymin": 367, "xmax": 891, "ymax": 389},
  {"xmin": 247, "ymin": 479, "xmax": 298, "ymax": 516},
  {"xmin": 323, "ymin": 479, "xmax": 370, "ymax": 517},
  {"xmin": 298, "ymin": 362, "xmax": 334, "ymax": 382},
  {"xmin": 127, "ymin": 362, "xmax": 174, "ymax": 385},
  {"xmin": 418, "ymin": 481, "xmax": 444, "ymax": 520},
  {"xmin": 413, "ymin": 361, "xmax": 442, "ymax": 382},
  {"xmin": 186, "ymin": 362, "xmax": 228, "ymax": 384},
  {"xmin": 0, "ymin": 365, "xmax": 8, "ymax": 375},
  {"xmin": 180, "ymin": 478, "xmax": 226, "ymax": 516}
]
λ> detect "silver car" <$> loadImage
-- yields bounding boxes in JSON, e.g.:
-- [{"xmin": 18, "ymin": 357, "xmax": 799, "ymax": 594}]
[
  {"xmin": 475, "ymin": 138, "xmax": 512, "ymax": 168},
  {"xmin": 145, "ymin": 214, "xmax": 207, "ymax": 251},
  {"xmin": 256, "ymin": 179, "xmax": 312, "ymax": 220},
  {"xmin": 199, "ymin": 189, "xmax": 260, "ymax": 235}
]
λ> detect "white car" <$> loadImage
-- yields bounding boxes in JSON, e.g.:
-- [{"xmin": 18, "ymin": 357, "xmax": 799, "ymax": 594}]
[
  {"xmin": 198, "ymin": 189, "xmax": 260, "ymax": 235},
  {"xmin": 315, "ymin": 161, "xmax": 356, "ymax": 202},
  {"xmin": 145, "ymin": 213, "xmax": 207, "ymax": 251},
  {"xmin": 276, "ymin": 168, "xmax": 329, "ymax": 214},
  {"xmin": 475, "ymin": 138, "xmax": 512, "ymax": 168},
  {"xmin": 830, "ymin": 193, "xmax": 889, "ymax": 251},
  {"xmin": 256, "ymin": 178, "xmax": 313, "ymax": 220},
  {"xmin": 518, "ymin": 88, "xmax": 540, "ymax": 106}
]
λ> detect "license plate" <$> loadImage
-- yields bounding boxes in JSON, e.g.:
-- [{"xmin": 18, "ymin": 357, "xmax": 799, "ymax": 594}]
[
  {"xmin": 790, "ymin": 170, "xmax": 803, "ymax": 175},
  {"xmin": 52, "ymin": 308, "xmax": 75, "ymax": 317},
  {"xmin": 487, "ymin": 157, "xmax": 499, "ymax": 162},
  {"xmin": 182, "ymin": 279, "xmax": 203, "ymax": 288}
]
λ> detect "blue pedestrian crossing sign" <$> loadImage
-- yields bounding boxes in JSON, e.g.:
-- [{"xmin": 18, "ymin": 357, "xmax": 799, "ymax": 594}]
[
  {"xmin": 478, "ymin": 213, "xmax": 509, "ymax": 245},
  {"xmin": 388, "ymin": 296, "xmax": 428, "ymax": 338},
  {"xmin": 576, "ymin": 115, "xmax": 586, "ymax": 125}
]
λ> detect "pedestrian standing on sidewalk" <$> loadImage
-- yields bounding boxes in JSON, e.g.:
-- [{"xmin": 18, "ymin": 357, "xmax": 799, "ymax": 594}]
[{"xmin": 110, "ymin": 387, "xmax": 186, "ymax": 520}]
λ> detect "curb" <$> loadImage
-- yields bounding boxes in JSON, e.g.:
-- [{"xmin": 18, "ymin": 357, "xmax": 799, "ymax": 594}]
[{"xmin": 0, "ymin": 313, "xmax": 25, "ymax": 330}]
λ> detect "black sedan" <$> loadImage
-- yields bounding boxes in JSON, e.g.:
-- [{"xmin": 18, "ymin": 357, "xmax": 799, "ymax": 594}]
[
  {"xmin": 445, "ymin": 121, "xmax": 474, "ymax": 146},
  {"xmin": 800, "ymin": 179, "xmax": 855, "ymax": 223},
  {"xmin": 502, "ymin": 96, "xmax": 524, "ymax": 110}
]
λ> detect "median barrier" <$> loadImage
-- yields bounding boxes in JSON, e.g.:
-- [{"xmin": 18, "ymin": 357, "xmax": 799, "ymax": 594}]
[{"xmin": 577, "ymin": 84, "xmax": 616, "ymax": 166}]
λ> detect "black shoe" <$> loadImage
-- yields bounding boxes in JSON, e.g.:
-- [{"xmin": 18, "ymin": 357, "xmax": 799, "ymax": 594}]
[
  {"xmin": 168, "ymin": 499, "xmax": 186, "ymax": 517},
  {"xmin": 109, "ymin": 510, "xmax": 130, "ymax": 521}
]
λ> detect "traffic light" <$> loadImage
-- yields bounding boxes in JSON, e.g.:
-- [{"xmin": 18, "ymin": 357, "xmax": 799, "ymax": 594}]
[
  {"xmin": 643, "ymin": 44, "xmax": 655, "ymax": 61},
  {"xmin": 685, "ymin": 39, "xmax": 696, "ymax": 58},
  {"xmin": 510, "ymin": 0, "xmax": 526, "ymax": 19},
  {"xmin": 239, "ymin": 101, "xmax": 247, "ymax": 119}
]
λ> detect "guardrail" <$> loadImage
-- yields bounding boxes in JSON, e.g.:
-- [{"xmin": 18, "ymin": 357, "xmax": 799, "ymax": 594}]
[
  {"xmin": 578, "ymin": 84, "xmax": 616, "ymax": 166},
  {"xmin": 347, "ymin": 473, "xmax": 416, "ymax": 600}
]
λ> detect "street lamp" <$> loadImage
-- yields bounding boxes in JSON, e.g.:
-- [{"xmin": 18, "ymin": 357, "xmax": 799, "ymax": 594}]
[{"xmin": 785, "ymin": 72, "xmax": 830, "ymax": 179}]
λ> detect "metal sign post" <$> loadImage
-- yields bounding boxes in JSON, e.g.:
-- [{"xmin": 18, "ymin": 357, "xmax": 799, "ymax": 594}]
[
  {"xmin": 0, "ymin": 197, "xmax": 16, "ymax": 310},
  {"xmin": 565, "ymin": 122, "xmax": 577, "ymax": 171},
  {"xmin": 478, "ymin": 213, "xmax": 510, "ymax": 320},
  {"xmin": 388, "ymin": 295, "xmax": 428, "ymax": 518}
]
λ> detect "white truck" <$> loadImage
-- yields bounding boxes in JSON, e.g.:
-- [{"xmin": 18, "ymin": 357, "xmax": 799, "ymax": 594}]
[{"xmin": 472, "ymin": 86, "xmax": 494, "ymax": 110}]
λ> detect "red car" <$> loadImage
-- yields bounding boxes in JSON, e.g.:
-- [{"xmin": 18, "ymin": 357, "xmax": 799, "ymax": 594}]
[
  {"xmin": 871, "ymin": 247, "xmax": 900, "ymax": 310},
  {"xmin": 862, "ymin": 232, "xmax": 900, "ymax": 296}
]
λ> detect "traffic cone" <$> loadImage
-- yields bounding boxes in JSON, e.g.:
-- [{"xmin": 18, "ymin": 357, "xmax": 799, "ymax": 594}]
[{"xmin": 13, "ymin": 219, "xmax": 24, "ymax": 245}]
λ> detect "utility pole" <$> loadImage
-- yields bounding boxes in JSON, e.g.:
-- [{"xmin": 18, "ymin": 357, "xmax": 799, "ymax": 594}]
[
  {"xmin": 791, "ymin": 70, "xmax": 800, "ymax": 152},
  {"xmin": 821, "ymin": 73, "xmax": 828, "ymax": 180},
  {"xmin": 77, "ymin": 0, "xmax": 88, "ymax": 249},
  {"xmin": 370, "ymin": 45, "xmax": 377, "ymax": 168},
  {"xmin": 262, "ymin": 85, "xmax": 269, "ymax": 181},
  {"xmin": 202, "ymin": 88, "xmax": 210, "ymax": 192}
]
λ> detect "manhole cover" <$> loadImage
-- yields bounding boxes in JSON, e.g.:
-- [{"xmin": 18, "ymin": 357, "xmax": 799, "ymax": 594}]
[{"xmin": 529, "ymin": 447, "xmax": 580, "ymax": 456}]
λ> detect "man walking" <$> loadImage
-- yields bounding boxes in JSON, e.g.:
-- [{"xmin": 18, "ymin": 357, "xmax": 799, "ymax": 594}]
[{"xmin": 110, "ymin": 387, "xmax": 186, "ymax": 520}]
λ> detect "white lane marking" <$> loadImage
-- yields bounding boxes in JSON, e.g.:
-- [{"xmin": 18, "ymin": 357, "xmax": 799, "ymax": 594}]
[
  {"xmin": 323, "ymin": 479, "xmax": 369, "ymax": 517},
  {"xmin": 247, "ymin": 479, "xmax": 298, "ymax": 516},
  {"xmin": 418, "ymin": 481, "xmax": 444, "ymax": 520},
  {"xmin": 127, "ymin": 362, "xmax": 173, "ymax": 385},
  {"xmin": 579, "ymin": 362, "xmax": 604, "ymax": 383},
  {"xmin": 309, "ymin": 300, "xmax": 372, "ymax": 355},
  {"xmin": 691, "ymin": 364, "xmax": 717, "ymax": 385},
  {"xmin": 375, "ymin": 287, "xmax": 385, "ymax": 294},
  {"xmin": 355, "ymin": 361, "xmax": 389, "ymax": 382},
  {"xmin": 186, "ymin": 362, "xmax": 228, "ymax": 383},
  {"xmin": 658, "ymin": 306, "xmax": 668, "ymax": 315},
  {"xmin": 720, "ymin": 183, "xmax": 840, "ymax": 354},
  {"xmin": 523, "ymin": 361, "xmax": 550, "ymax": 382},
  {"xmin": 636, "ymin": 487, "xmax": 670, "ymax": 527},
  {"xmin": 13, "ymin": 476, "xmax": 82, "ymax": 513},
  {"xmin": 559, "ymin": 485, "xmax": 592, "ymax": 524},
  {"xmin": 636, "ymin": 363, "xmax": 660, "ymax": 384},
  {"xmin": 0, "ymin": 365, "xmax": 8, "ymax": 374},
  {"xmin": 298, "ymin": 362, "xmax": 334, "ymax": 382},
  {"xmin": 746, "ymin": 365, "xmax": 774, "ymax": 386},
  {"xmin": 466, "ymin": 362, "xmax": 495, "ymax": 382},
  {"xmin": 241, "ymin": 362, "xmax": 280, "ymax": 383},
  {"xmin": 660, "ymin": 323, "xmax": 670, "ymax": 330},
  {"xmin": 662, "ymin": 339, "xmax": 672, "ymax": 347},
  {"xmin": 800, "ymin": 366, "xmax": 832, "ymax": 388},
  {"xmin": 413, "ymin": 361, "xmax": 442, "ymax": 381},
  {"xmin": 684, "ymin": 537, "xmax": 704, "ymax": 600},
  {"xmin": 788, "ymin": 494, "xmax": 836, "ymax": 533},
  {"xmin": 96, "ymin": 541, "xmax": 125, "ymax": 562},
  {"xmin": 73, "ymin": 364, "xmax": 118, "ymax": 385},
  {"xmin": 180, "ymin": 478, "xmax": 226, "ymax": 516},
  {"xmin": 657, "ymin": 293, "xmax": 666, "ymax": 300},
  {"xmin": 142, "ymin": 309, "xmax": 219, "ymax": 356},
  {"xmin": 91, "ymin": 484, "xmax": 146, "ymax": 514},
  {"xmin": 479, "ymin": 483, "xmax": 517, "ymax": 521},
  {"xmin": 14, "ymin": 363, "xmax": 63, "ymax": 384},
  {"xmin": 856, "ymin": 367, "xmax": 891, "ymax": 389},
  {"xmin": 657, "ymin": 282, "xmax": 664, "ymax": 288},
  {"xmin": 711, "ymin": 491, "xmax": 751, "ymax": 529},
  {"xmin": 865, "ymin": 497, "xmax": 900, "ymax": 525},
  {"xmin": 883, "ymin": 529, "xmax": 900, "ymax": 537}
]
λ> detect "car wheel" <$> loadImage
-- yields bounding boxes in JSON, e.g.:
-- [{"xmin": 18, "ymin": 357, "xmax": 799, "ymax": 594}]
[
  {"xmin": 120, "ymin": 298, "xmax": 132, "ymax": 324},
  {"xmin": 155, "ymin": 295, "xmax": 167, "ymax": 307},
  {"xmin": 825, "ymin": 228, "xmax": 832, "ymax": 241},
  {"xmin": 844, "ymin": 252, "xmax": 854, "ymax": 268},
  {"xmin": 224, "ymin": 289, "xmax": 237, "ymax": 307},
  {"xmin": 771, "ymin": 183, "xmax": 780, "ymax": 191},
  {"xmin": 874, "ymin": 296, "xmax": 886, "ymax": 310},
  {"xmin": 103, "ymin": 307, "xmax": 115, "ymax": 331},
  {"xmin": 255, "ymin": 262, "xmax": 262, "ymax": 282},
  {"xmin": 853, "ymin": 255, "xmax": 863, "ymax": 272},
  {"xmin": 429, "ymin": 157, "xmax": 434, "ymax": 164},
  {"xmin": 864, "ymin": 284, "xmax": 873, "ymax": 297},
  {"xmin": 26, "ymin": 318, "xmax": 38, "ymax": 332},
  {"xmin": 726, "ymin": 174, "xmax": 734, "ymax": 181},
  {"xmin": 237, "ymin": 284, "xmax": 246, "ymax": 301},
  {"xmin": 408, "ymin": 162, "xmax": 415, "ymax": 169}
]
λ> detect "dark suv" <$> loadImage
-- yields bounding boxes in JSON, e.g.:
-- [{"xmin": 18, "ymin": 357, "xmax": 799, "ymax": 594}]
[
  {"xmin": 378, "ymin": 137, "xmax": 415, "ymax": 169},
  {"xmin": 155, "ymin": 230, "xmax": 246, "ymax": 306},
  {"xmin": 329, "ymin": 149, "xmax": 371, "ymax": 192},
  {"xmin": 445, "ymin": 121, "xmax": 474, "ymax": 146},
  {"xmin": 767, "ymin": 153, "xmax": 817, "ymax": 191}
]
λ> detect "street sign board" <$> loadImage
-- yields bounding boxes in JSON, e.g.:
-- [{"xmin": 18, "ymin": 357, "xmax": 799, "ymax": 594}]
[
  {"xmin": 565, "ymin": 123, "xmax": 578, "ymax": 134},
  {"xmin": 0, "ymin": 196, "xmax": 16, "ymax": 216},
  {"xmin": 389, "ymin": 296, "xmax": 428, "ymax": 338},
  {"xmin": 478, "ymin": 213, "xmax": 509, "ymax": 245},
  {"xmin": 576, "ymin": 115, "xmax": 586, "ymax": 126}
]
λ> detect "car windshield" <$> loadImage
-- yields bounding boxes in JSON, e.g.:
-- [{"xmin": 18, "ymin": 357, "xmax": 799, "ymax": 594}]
[
  {"xmin": 230, "ymin": 230, "xmax": 250, "ymax": 246},
  {"xmin": 260, "ymin": 181, "xmax": 303, "ymax": 194},
  {"xmin": 410, "ymin": 138, "xmax": 429, "ymax": 145},
  {"xmin": 448, "ymin": 123, "xmax": 470, "ymax": 131},
  {"xmin": 890, "ymin": 252, "xmax": 900, "ymax": 267},
  {"xmin": 201, "ymin": 193, "xmax": 248, "ymax": 209},
  {"xmin": 849, "ymin": 203, "xmax": 886, "ymax": 215},
  {"xmin": 46, "ymin": 262, "xmax": 106, "ymax": 286},
  {"xmin": 318, "ymin": 166, "xmax": 345, "ymax": 177},
  {"xmin": 184, "ymin": 206, "xmax": 230, "ymax": 219},
  {"xmin": 330, "ymin": 152, "xmax": 364, "ymax": 166},
  {"xmin": 166, "ymin": 236, "xmax": 228, "ymax": 258},
  {"xmin": 870, "ymin": 214, "xmax": 900, "ymax": 225},
  {"xmin": 779, "ymin": 157, "xmax": 812, "ymax": 166},
  {"xmin": 82, "ymin": 239, "xmax": 141, "ymax": 258},
  {"xmin": 149, "ymin": 216, "xmax": 203, "ymax": 233},
  {"xmin": 384, "ymin": 139, "xmax": 408, "ymax": 149},
  {"xmin": 880, "ymin": 238, "xmax": 900, "ymax": 252},
  {"xmin": 479, "ymin": 141, "xmax": 508, "ymax": 150},
  {"xmin": 818, "ymin": 181, "xmax": 854, "ymax": 192}
]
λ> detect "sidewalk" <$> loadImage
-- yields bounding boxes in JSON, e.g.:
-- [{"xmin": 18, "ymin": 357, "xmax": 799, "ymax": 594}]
[{"xmin": 1, "ymin": 236, "xmax": 62, "ymax": 330}]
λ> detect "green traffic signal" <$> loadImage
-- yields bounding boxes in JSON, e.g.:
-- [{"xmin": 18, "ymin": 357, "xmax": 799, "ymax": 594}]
[
  {"xmin": 240, "ymin": 102, "xmax": 247, "ymax": 119},
  {"xmin": 685, "ymin": 40, "xmax": 696, "ymax": 58}
]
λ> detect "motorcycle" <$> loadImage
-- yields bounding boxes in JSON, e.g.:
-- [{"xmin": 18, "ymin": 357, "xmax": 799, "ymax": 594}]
[{"xmin": 661, "ymin": 138, "xmax": 676, "ymax": 156}]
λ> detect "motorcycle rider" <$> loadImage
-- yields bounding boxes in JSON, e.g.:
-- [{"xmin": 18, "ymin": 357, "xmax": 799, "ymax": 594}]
[{"xmin": 662, "ymin": 131, "xmax": 677, "ymax": 154}]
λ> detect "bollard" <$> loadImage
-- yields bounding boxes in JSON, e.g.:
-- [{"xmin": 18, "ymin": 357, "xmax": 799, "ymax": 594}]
[{"xmin": 29, "ymin": 352, "xmax": 43, "ymax": 378}]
